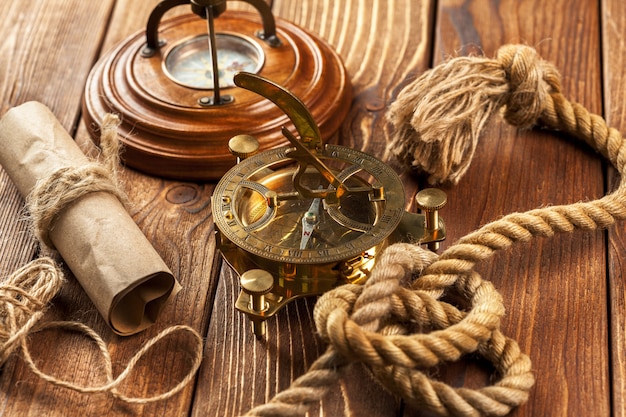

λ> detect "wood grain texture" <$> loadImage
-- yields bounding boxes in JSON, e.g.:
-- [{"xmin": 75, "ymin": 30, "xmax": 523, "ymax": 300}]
[
  {"xmin": 603, "ymin": 0, "xmax": 626, "ymax": 415},
  {"xmin": 413, "ymin": 1, "xmax": 609, "ymax": 416},
  {"xmin": 0, "ymin": 0, "xmax": 621, "ymax": 416}
]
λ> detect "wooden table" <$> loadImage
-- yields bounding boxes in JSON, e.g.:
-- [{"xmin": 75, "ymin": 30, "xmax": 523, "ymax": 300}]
[{"xmin": 1, "ymin": 0, "xmax": 625, "ymax": 415}]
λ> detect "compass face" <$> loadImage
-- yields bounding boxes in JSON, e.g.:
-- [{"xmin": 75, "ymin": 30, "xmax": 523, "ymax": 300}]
[
  {"xmin": 163, "ymin": 33, "xmax": 265, "ymax": 89},
  {"xmin": 213, "ymin": 144, "xmax": 406, "ymax": 265}
]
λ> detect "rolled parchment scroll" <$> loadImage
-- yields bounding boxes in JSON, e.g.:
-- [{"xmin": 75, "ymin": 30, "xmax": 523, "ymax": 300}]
[{"xmin": 0, "ymin": 101, "xmax": 180, "ymax": 336}]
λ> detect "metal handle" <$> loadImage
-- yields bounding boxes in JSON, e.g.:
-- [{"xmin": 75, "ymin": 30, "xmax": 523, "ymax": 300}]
[{"xmin": 142, "ymin": 0, "xmax": 280, "ymax": 57}]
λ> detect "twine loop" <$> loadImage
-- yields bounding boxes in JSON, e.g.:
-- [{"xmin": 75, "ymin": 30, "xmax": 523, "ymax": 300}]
[
  {"xmin": 26, "ymin": 164, "xmax": 127, "ymax": 249},
  {"xmin": 0, "ymin": 257, "xmax": 63, "ymax": 364},
  {"xmin": 21, "ymin": 321, "xmax": 203, "ymax": 404},
  {"xmin": 0, "ymin": 112, "xmax": 204, "ymax": 404}
]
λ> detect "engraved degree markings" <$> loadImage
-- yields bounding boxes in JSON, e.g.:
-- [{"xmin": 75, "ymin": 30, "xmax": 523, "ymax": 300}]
[{"xmin": 213, "ymin": 144, "xmax": 406, "ymax": 264}]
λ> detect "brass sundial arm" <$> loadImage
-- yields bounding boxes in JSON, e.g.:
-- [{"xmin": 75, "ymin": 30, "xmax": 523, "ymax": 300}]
[
  {"xmin": 280, "ymin": 128, "xmax": 347, "ymax": 202},
  {"xmin": 234, "ymin": 72, "xmax": 322, "ymax": 151},
  {"xmin": 234, "ymin": 72, "xmax": 373, "ymax": 202}
]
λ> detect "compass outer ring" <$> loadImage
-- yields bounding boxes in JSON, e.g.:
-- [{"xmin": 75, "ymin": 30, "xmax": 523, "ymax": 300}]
[{"xmin": 212, "ymin": 144, "xmax": 406, "ymax": 265}]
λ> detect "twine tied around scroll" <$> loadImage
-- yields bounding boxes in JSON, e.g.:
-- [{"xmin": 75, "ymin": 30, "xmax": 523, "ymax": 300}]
[
  {"xmin": 26, "ymin": 114, "xmax": 127, "ymax": 250},
  {"xmin": 0, "ymin": 114, "xmax": 203, "ymax": 403},
  {"xmin": 243, "ymin": 45, "xmax": 626, "ymax": 416}
]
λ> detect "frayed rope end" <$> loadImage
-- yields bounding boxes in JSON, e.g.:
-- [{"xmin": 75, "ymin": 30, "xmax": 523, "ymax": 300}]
[{"xmin": 386, "ymin": 44, "xmax": 562, "ymax": 185}]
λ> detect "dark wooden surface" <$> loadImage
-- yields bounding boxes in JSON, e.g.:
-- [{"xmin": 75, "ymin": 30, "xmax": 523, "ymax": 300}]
[{"xmin": 0, "ymin": 0, "xmax": 624, "ymax": 416}]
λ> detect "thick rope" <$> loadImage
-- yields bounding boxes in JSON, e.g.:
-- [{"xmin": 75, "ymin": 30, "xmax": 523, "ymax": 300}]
[
  {"xmin": 387, "ymin": 45, "xmax": 562, "ymax": 185},
  {"xmin": 243, "ymin": 44, "xmax": 626, "ymax": 416},
  {"xmin": 1, "ymin": 113, "xmax": 204, "ymax": 403}
]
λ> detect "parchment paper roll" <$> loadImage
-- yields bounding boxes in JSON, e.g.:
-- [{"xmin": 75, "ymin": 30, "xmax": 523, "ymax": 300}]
[{"xmin": 0, "ymin": 101, "xmax": 180, "ymax": 336}]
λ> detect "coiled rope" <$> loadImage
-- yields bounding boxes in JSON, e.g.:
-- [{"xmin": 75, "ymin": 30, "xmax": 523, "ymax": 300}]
[{"xmin": 242, "ymin": 44, "xmax": 626, "ymax": 416}]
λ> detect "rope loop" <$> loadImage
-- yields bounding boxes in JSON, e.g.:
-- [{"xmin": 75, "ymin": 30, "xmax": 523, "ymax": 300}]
[
  {"xmin": 314, "ymin": 246, "xmax": 530, "ymax": 414},
  {"xmin": 245, "ymin": 44, "xmax": 626, "ymax": 416},
  {"xmin": 0, "ymin": 257, "xmax": 63, "ymax": 365},
  {"xmin": 0, "ymin": 111, "xmax": 204, "ymax": 404},
  {"xmin": 246, "ymin": 244, "xmax": 533, "ymax": 417}
]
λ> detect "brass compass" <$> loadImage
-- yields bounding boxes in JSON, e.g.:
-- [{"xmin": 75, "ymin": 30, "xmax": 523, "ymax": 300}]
[
  {"xmin": 212, "ymin": 73, "xmax": 447, "ymax": 337},
  {"xmin": 83, "ymin": 0, "xmax": 351, "ymax": 180}
]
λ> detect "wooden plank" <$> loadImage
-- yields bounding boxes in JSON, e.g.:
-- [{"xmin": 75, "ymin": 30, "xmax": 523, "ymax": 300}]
[
  {"xmin": 602, "ymin": 0, "xmax": 626, "ymax": 415},
  {"xmin": 0, "ymin": 0, "xmax": 116, "ymax": 415},
  {"xmin": 0, "ymin": 1, "xmax": 218, "ymax": 416},
  {"xmin": 192, "ymin": 1, "xmax": 435, "ymax": 416},
  {"xmin": 400, "ymin": 1, "xmax": 608, "ymax": 416},
  {"xmin": 5, "ymin": 0, "xmax": 613, "ymax": 416},
  {"xmin": 0, "ymin": 0, "xmax": 113, "ymax": 273}
]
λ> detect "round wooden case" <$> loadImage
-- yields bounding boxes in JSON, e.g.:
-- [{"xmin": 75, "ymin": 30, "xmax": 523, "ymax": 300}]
[{"xmin": 83, "ymin": 6, "xmax": 351, "ymax": 180}]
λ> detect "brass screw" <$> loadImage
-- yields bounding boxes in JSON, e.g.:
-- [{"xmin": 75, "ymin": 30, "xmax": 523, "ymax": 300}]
[
  {"xmin": 415, "ymin": 188, "xmax": 447, "ymax": 251},
  {"xmin": 265, "ymin": 190, "xmax": 278, "ymax": 208},
  {"xmin": 239, "ymin": 269, "xmax": 274, "ymax": 338},
  {"xmin": 228, "ymin": 134, "xmax": 260, "ymax": 162}
]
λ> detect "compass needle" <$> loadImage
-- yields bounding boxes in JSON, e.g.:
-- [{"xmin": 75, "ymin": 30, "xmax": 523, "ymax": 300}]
[{"xmin": 299, "ymin": 195, "xmax": 322, "ymax": 249}]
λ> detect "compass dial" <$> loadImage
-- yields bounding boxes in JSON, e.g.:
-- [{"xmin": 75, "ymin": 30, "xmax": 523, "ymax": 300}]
[
  {"xmin": 163, "ymin": 33, "xmax": 264, "ymax": 89},
  {"xmin": 213, "ymin": 144, "xmax": 405, "ymax": 265}
]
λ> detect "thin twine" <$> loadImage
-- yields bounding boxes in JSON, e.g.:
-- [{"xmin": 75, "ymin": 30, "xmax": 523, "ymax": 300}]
[
  {"xmin": 242, "ymin": 44, "xmax": 626, "ymax": 417},
  {"xmin": 22, "ymin": 321, "xmax": 203, "ymax": 403},
  {"xmin": 25, "ymin": 114, "xmax": 128, "ymax": 250},
  {"xmin": 0, "ymin": 113, "xmax": 204, "ymax": 403}
]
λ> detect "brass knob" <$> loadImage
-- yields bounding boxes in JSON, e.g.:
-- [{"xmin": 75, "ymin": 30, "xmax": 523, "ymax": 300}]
[
  {"xmin": 228, "ymin": 134, "xmax": 260, "ymax": 162},
  {"xmin": 415, "ymin": 188, "xmax": 447, "ymax": 251},
  {"xmin": 240, "ymin": 269, "xmax": 274, "ymax": 338}
]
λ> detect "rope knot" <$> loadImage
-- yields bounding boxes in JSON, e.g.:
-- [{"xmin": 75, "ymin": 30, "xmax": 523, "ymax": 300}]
[
  {"xmin": 304, "ymin": 243, "xmax": 534, "ymax": 416},
  {"xmin": 496, "ymin": 44, "xmax": 561, "ymax": 128},
  {"xmin": 387, "ymin": 44, "xmax": 564, "ymax": 184},
  {"xmin": 314, "ymin": 243, "xmax": 438, "ymax": 344}
]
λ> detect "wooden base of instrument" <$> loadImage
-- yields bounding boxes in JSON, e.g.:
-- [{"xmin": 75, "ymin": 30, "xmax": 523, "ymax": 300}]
[{"xmin": 83, "ymin": 11, "xmax": 351, "ymax": 180}]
